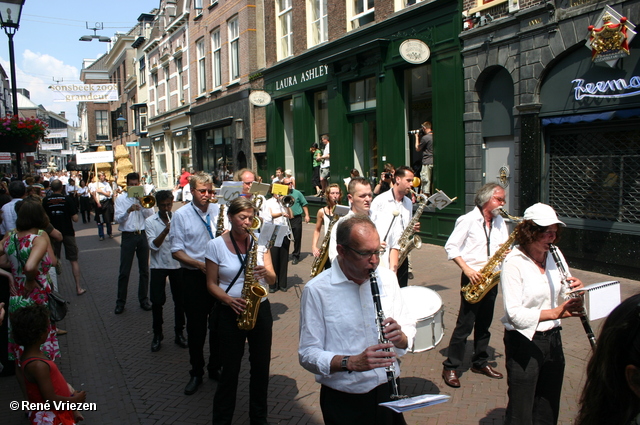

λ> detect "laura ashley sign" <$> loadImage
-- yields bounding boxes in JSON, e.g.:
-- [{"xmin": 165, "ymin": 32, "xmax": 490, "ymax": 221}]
[
  {"xmin": 572, "ymin": 76, "xmax": 640, "ymax": 100},
  {"xmin": 275, "ymin": 65, "xmax": 329, "ymax": 91}
]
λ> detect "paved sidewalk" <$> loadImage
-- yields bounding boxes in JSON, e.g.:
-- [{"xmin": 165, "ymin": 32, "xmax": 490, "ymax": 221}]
[{"xmin": 1, "ymin": 212, "xmax": 639, "ymax": 424}]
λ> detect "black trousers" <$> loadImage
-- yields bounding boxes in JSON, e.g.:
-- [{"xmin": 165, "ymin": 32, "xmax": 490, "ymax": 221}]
[
  {"xmin": 182, "ymin": 268, "xmax": 219, "ymax": 378},
  {"xmin": 290, "ymin": 215, "xmax": 303, "ymax": 259},
  {"xmin": 150, "ymin": 268, "xmax": 185, "ymax": 335},
  {"xmin": 270, "ymin": 237, "xmax": 290, "ymax": 290},
  {"xmin": 442, "ymin": 272, "xmax": 497, "ymax": 370},
  {"xmin": 116, "ymin": 232, "xmax": 149, "ymax": 307},
  {"xmin": 319, "ymin": 384, "xmax": 406, "ymax": 425},
  {"xmin": 396, "ymin": 259, "xmax": 409, "ymax": 288},
  {"xmin": 212, "ymin": 301, "xmax": 272, "ymax": 425},
  {"xmin": 504, "ymin": 329, "xmax": 565, "ymax": 425},
  {"xmin": 79, "ymin": 196, "xmax": 91, "ymax": 223}
]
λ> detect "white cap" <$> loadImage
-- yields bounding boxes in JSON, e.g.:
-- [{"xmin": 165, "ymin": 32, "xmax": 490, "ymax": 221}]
[{"xmin": 523, "ymin": 203, "xmax": 565, "ymax": 227}]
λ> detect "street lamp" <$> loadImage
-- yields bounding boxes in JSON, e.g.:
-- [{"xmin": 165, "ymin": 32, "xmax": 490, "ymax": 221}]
[
  {"xmin": 0, "ymin": 0, "xmax": 25, "ymax": 178},
  {"xmin": 116, "ymin": 114, "xmax": 126, "ymax": 144}
]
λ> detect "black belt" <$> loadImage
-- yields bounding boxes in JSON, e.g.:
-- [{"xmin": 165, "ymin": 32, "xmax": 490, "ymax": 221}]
[
  {"xmin": 122, "ymin": 230, "xmax": 143, "ymax": 235},
  {"xmin": 534, "ymin": 327, "xmax": 562, "ymax": 337}
]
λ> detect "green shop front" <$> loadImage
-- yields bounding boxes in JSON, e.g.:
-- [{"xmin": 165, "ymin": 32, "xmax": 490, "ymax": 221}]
[{"xmin": 262, "ymin": 3, "xmax": 465, "ymax": 245}]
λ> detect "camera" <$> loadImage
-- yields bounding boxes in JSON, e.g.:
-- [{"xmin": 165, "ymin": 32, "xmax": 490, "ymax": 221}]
[
  {"xmin": 408, "ymin": 129, "xmax": 421, "ymax": 135},
  {"xmin": 383, "ymin": 173, "xmax": 392, "ymax": 180}
]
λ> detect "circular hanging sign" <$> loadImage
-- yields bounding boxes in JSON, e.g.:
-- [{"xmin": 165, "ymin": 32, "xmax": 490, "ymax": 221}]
[
  {"xmin": 399, "ymin": 39, "xmax": 431, "ymax": 64},
  {"xmin": 249, "ymin": 90, "xmax": 272, "ymax": 107}
]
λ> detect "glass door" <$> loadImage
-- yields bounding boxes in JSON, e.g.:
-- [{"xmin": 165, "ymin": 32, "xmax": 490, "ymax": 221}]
[{"xmin": 351, "ymin": 112, "xmax": 377, "ymax": 181}]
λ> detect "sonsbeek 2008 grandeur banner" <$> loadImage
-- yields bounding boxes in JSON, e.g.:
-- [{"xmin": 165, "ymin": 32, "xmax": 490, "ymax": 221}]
[{"xmin": 49, "ymin": 84, "xmax": 118, "ymax": 102}]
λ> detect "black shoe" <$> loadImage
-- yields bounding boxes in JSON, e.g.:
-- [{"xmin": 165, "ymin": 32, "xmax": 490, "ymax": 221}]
[
  {"xmin": 208, "ymin": 368, "xmax": 221, "ymax": 381},
  {"xmin": 292, "ymin": 257, "xmax": 299, "ymax": 265},
  {"xmin": 184, "ymin": 376, "xmax": 202, "ymax": 395},
  {"xmin": 175, "ymin": 332, "xmax": 188, "ymax": 349},
  {"xmin": 279, "ymin": 286, "xmax": 288, "ymax": 292},
  {"xmin": 151, "ymin": 333, "xmax": 163, "ymax": 352},
  {"xmin": 140, "ymin": 302, "xmax": 152, "ymax": 311},
  {"xmin": 269, "ymin": 286, "xmax": 277, "ymax": 293},
  {"xmin": 114, "ymin": 305, "xmax": 124, "ymax": 315},
  {"xmin": 408, "ymin": 272, "xmax": 414, "ymax": 280}
]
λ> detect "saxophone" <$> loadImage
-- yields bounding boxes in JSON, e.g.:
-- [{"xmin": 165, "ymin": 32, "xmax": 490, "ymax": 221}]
[
  {"xmin": 310, "ymin": 207, "xmax": 340, "ymax": 277},
  {"xmin": 397, "ymin": 193, "xmax": 429, "ymax": 266},
  {"xmin": 461, "ymin": 208, "xmax": 520, "ymax": 304},
  {"xmin": 237, "ymin": 217, "xmax": 268, "ymax": 331}
]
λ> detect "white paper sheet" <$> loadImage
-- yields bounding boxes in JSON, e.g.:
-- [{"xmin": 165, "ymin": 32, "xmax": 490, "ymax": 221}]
[{"xmin": 379, "ymin": 394, "xmax": 451, "ymax": 413}]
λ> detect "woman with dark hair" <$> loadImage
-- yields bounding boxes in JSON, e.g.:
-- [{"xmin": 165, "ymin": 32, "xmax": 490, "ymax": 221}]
[
  {"xmin": 206, "ymin": 197, "xmax": 276, "ymax": 425},
  {"xmin": 0, "ymin": 199, "xmax": 58, "ymax": 400},
  {"xmin": 500, "ymin": 203, "xmax": 585, "ymax": 425},
  {"xmin": 575, "ymin": 293, "xmax": 640, "ymax": 425},
  {"xmin": 311, "ymin": 183, "xmax": 343, "ymax": 270}
]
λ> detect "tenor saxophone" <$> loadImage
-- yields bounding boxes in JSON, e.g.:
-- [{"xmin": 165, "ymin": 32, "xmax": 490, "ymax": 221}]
[
  {"xmin": 397, "ymin": 193, "xmax": 428, "ymax": 266},
  {"xmin": 310, "ymin": 207, "xmax": 341, "ymax": 277},
  {"xmin": 460, "ymin": 208, "xmax": 520, "ymax": 304},
  {"xmin": 237, "ymin": 217, "xmax": 268, "ymax": 331}
]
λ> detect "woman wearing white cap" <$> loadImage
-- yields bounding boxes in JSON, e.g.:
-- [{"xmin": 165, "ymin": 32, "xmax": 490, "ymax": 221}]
[{"xmin": 500, "ymin": 203, "xmax": 585, "ymax": 425}]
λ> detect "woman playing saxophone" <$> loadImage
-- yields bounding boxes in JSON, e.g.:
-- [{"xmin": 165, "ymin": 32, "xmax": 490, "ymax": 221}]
[
  {"xmin": 311, "ymin": 183, "xmax": 343, "ymax": 271},
  {"xmin": 205, "ymin": 197, "xmax": 276, "ymax": 425}
]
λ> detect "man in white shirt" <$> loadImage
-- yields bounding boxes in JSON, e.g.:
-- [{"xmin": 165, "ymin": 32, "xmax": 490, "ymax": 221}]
[
  {"xmin": 146, "ymin": 190, "xmax": 186, "ymax": 352},
  {"xmin": 114, "ymin": 172, "xmax": 154, "ymax": 315},
  {"xmin": 170, "ymin": 172, "xmax": 221, "ymax": 395},
  {"xmin": 318, "ymin": 134, "xmax": 330, "ymax": 192},
  {"xmin": 370, "ymin": 166, "xmax": 420, "ymax": 287},
  {"xmin": 94, "ymin": 172, "xmax": 114, "ymax": 240},
  {"xmin": 441, "ymin": 183, "xmax": 508, "ymax": 388},
  {"xmin": 0, "ymin": 181, "xmax": 25, "ymax": 236},
  {"xmin": 299, "ymin": 215, "xmax": 415, "ymax": 425}
]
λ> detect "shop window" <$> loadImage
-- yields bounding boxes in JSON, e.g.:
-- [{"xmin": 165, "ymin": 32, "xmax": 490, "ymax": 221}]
[
  {"xmin": 211, "ymin": 29, "xmax": 222, "ymax": 89},
  {"xmin": 347, "ymin": 0, "xmax": 374, "ymax": 31},
  {"xmin": 229, "ymin": 17, "xmax": 240, "ymax": 81},
  {"xmin": 349, "ymin": 77, "xmax": 376, "ymax": 111},
  {"xmin": 276, "ymin": 0, "xmax": 293, "ymax": 60},
  {"xmin": 95, "ymin": 110, "xmax": 109, "ymax": 140},
  {"xmin": 548, "ymin": 122, "xmax": 640, "ymax": 227},
  {"xmin": 314, "ymin": 91, "xmax": 328, "ymax": 140},
  {"xmin": 154, "ymin": 138, "xmax": 169, "ymax": 188},
  {"xmin": 203, "ymin": 126, "xmax": 233, "ymax": 179},
  {"xmin": 307, "ymin": 0, "xmax": 327, "ymax": 47},
  {"xmin": 197, "ymin": 38, "xmax": 206, "ymax": 94}
]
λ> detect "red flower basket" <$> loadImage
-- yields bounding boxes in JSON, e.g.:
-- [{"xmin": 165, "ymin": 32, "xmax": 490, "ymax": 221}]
[{"xmin": 0, "ymin": 115, "xmax": 48, "ymax": 153}]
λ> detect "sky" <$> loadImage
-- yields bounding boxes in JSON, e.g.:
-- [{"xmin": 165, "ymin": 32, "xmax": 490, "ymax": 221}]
[{"xmin": 0, "ymin": 0, "xmax": 159, "ymax": 126}]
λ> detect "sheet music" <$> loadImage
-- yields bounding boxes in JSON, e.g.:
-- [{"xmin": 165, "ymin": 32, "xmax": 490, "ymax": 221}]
[
  {"xmin": 569, "ymin": 280, "xmax": 620, "ymax": 321},
  {"xmin": 379, "ymin": 394, "xmax": 451, "ymax": 413}
]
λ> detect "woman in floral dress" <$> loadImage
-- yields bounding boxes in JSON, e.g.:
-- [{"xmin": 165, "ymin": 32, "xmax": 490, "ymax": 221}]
[{"xmin": 1, "ymin": 200, "xmax": 59, "ymax": 367}]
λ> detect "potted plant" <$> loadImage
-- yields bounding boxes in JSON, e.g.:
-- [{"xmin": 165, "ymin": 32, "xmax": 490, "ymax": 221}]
[{"xmin": 0, "ymin": 115, "xmax": 49, "ymax": 153}]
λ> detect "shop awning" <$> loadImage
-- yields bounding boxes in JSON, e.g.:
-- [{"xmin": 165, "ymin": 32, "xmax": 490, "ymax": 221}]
[{"xmin": 542, "ymin": 108, "xmax": 640, "ymax": 126}]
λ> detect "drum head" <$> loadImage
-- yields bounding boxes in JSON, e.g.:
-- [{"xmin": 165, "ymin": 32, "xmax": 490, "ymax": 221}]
[{"xmin": 401, "ymin": 286, "xmax": 443, "ymax": 320}]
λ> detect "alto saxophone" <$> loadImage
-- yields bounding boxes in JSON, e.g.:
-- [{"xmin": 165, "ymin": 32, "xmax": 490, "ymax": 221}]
[
  {"xmin": 397, "ymin": 193, "xmax": 428, "ymax": 266},
  {"xmin": 461, "ymin": 208, "xmax": 520, "ymax": 304},
  {"xmin": 237, "ymin": 217, "xmax": 268, "ymax": 331},
  {"xmin": 310, "ymin": 206, "xmax": 341, "ymax": 278}
]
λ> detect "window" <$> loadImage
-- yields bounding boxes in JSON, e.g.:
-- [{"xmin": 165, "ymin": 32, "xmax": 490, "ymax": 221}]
[
  {"xmin": 197, "ymin": 38, "xmax": 207, "ymax": 94},
  {"xmin": 468, "ymin": 0, "xmax": 511, "ymax": 14},
  {"xmin": 139, "ymin": 56, "xmax": 146, "ymax": 85},
  {"xmin": 347, "ymin": 0, "xmax": 374, "ymax": 31},
  {"xmin": 176, "ymin": 57, "xmax": 184, "ymax": 103},
  {"xmin": 308, "ymin": 0, "xmax": 327, "ymax": 47},
  {"xmin": 276, "ymin": 0, "xmax": 293, "ymax": 60},
  {"xmin": 228, "ymin": 18, "xmax": 240, "ymax": 81},
  {"xmin": 95, "ymin": 110, "xmax": 109, "ymax": 139},
  {"xmin": 194, "ymin": 0, "xmax": 203, "ymax": 11},
  {"xmin": 164, "ymin": 66, "xmax": 170, "ymax": 109},
  {"xmin": 139, "ymin": 106, "xmax": 147, "ymax": 133},
  {"xmin": 314, "ymin": 91, "xmax": 328, "ymax": 138},
  {"xmin": 152, "ymin": 71, "xmax": 158, "ymax": 88},
  {"xmin": 395, "ymin": 0, "xmax": 424, "ymax": 10},
  {"xmin": 349, "ymin": 77, "xmax": 376, "ymax": 111},
  {"xmin": 211, "ymin": 29, "xmax": 222, "ymax": 88}
]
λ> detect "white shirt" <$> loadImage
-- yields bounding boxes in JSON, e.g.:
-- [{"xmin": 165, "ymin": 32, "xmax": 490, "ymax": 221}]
[
  {"xmin": 78, "ymin": 187, "xmax": 90, "ymax": 197},
  {"xmin": 115, "ymin": 194, "xmax": 154, "ymax": 232},
  {"xmin": 95, "ymin": 181, "xmax": 112, "ymax": 201},
  {"xmin": 327, "ymin": 210, "xmax": 376, "ymax": 262},
  {"xmin": 66, "ymin": 184, "xmax": 78, "ymax": 196},
  {"xmin": 500, "ymin": 246, "xmax": 570, "ymax": 340},
  {"xmin": 298, "ymin": 262, "xmax": 416, "ymax": 393},
  {"xmin": 204, "ymin": 236, "xmax": 267, "ymax": 299},
  {"xmin": 370, "ymin": 189, "xmax": 408, "ymax": 268},
  {"xmin": 444, "ymin": 206, "xmax": 509, "ymax": 271},
  {"xmin": 145, "ymin": 212, "xmax": 180, "ymax": 270},
  {"xmin": 320, "ymin": 143, "xmax": 330, "ymax": 168},
  {"xmin": 265, "ymin": 197, "xmax": 286, "ymax": 226},
  {"xmin": 170, "ymin": 202, "xmax": 220, "ymax": 269},
  {"xmin": 0, "ymin": 198, "xmax": 21, "ymax": 235}
]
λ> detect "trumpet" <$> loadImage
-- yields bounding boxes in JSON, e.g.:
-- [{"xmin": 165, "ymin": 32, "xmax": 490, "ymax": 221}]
[{"xmin": 140, "ymin": 195, "xmax": 156, "ymax": 208}]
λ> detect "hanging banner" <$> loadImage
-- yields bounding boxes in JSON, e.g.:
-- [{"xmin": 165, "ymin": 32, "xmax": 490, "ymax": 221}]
[
  {"xmin": 76, "ymin": 150, "xmax": 114, "ymax": 164},
  {"xmin": 0, "ymin": 153, "xmax": 12, "ymax": 164},
  {"xmin": 40, "ymin": 143, "xmax": 63, "ymax": 150},
  {"xmin": 46, "ymin": 128, "xmax": 68, "ymax": 139},
  {"xmin": 49, "ymin": 83, "xmax": 118, "ymax": 102}
]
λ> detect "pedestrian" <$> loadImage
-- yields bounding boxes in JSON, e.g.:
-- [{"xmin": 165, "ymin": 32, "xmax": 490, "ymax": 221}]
[
  {"xmin": 0, "ymin": 180, "xmax": 26, "ymax": 237},
  {"xmin": 113, "ymin": 172, "xmax": 154, "ymax": 314},
  {"xmin": 311, "ymin": 144, "xmax": 322, "ymax": 196},
  {"xmin": 299, "ymin": 214, "xmax": 415, "ymax": 425},
  {"xmin": 42, "ymin": 180, "xmax": 86, "ymax": 296},
  {"xmin": 93, "ymin": 172, "xmax": 113, "ymax": 241},
  {"xmin": 146, "ymin": 190, "xmax": 187, "ymax": 352},
  {"xmin": 441, "ymin": 183, "xmax": 508, "ymax": 388},
  {"xmin": 281, "ymin": 177, "xmax": 309, "ymax": 265},
  {"xmin": 319, "ymin": 134, "xmax": 330, "ymax": 192},
  {"xmin": 206, "ymin": 197, "xmax": 276, "ymax": 425},
  {"xmin": 414, "ymin": 121, "xmax": 433, "ymax": 196},
  {"xmin": 265, "ymin": 191, "xmax": 292, "ymax": 292},
  {"xmin": 77, "ymin": 180, "xmax": 91, "ymax": 223}
]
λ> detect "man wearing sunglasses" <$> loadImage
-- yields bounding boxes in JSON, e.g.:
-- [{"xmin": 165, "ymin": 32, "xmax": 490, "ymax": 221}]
[{"xmin": 170, "ymin": 172, "xmax": 222, "ymax": 395}]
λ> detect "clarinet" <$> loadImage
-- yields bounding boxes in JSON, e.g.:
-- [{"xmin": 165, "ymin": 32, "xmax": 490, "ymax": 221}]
[
  {"xmin": 369, "ymin": 269, "xmax": 407, "ymax": 400},
  {"xmin": 549, "ymin": 244, "xmax": 597, "ymax": 349}
]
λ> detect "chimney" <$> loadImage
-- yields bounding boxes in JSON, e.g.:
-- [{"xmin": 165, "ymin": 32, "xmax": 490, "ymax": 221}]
[{"xmin": 59, "ymin": 111, "xmax": 66, "ymax": 118}]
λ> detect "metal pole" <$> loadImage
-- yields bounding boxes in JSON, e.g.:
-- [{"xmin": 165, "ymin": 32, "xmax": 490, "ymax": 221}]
[{"xmin": 6, "ymin": 27, "xmax": 22, "ymax": 179}]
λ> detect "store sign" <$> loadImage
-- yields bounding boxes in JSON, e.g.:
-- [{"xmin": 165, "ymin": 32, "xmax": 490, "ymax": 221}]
[
  {"xmin": 0, "ymin": 153, "xmax": 11, "ymax": 164},
  {"xmin": 249, "ymin": 90, "xmax": 272, "ymax": 107},
  {"xmin": 49, "ymin": 83, "xmax": 118, "ymax": 102},
  {"xmin": 399, "ymin": 39, "xmax": 430, "ymax": 64},
  {"xmin": 585, "ymin": 6, "xmax": 636, "ymax": 67},
  {"xmin": 274, "ymin": 64, "xmax": 329, "ymax": 91},
  {"xmin": 46, "ymin": 128, "xmax": 68, "ymax": 139},
  {"xmin": 126, "ymin": 142, "xmax": 140, "ymax": 147},
  {"xmin": 40, "ymin": 143, "xmax": 63, "ymax": 150},
  {"xmin": 571, "ymin": 76, "xmax": 640, "ymax": 100}
]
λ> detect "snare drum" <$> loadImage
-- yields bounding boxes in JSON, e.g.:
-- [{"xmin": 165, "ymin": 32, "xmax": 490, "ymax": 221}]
[{"xmin": 401, "ymin": 286, "xmax": 445, "ymax": 352}]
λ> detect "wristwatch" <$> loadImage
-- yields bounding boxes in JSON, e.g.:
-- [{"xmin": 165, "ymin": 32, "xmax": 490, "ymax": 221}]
[{"xmin": 341, "ymin": 356, "xmax": 350, "ymax": 372}]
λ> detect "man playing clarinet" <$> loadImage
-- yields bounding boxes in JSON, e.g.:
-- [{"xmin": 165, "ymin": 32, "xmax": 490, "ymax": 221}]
[{"xmin": 299, "ymin": 215, "xmax": 415, "ymax": 425}]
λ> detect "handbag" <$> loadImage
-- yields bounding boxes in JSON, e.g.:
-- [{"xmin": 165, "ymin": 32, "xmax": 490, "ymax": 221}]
[{"xmin": 12, "ymin": 232, "xmax": 69, "ymax": 322}]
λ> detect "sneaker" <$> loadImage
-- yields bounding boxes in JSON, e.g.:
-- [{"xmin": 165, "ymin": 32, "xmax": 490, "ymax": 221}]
[{"xmin": 99, "ymin": 237, "xmax": 104, "ymax": 241}]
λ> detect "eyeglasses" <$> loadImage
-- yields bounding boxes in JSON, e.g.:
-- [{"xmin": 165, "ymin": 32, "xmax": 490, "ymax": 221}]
[
  {"xmin": 195, "ymin": 189, "xmax": 215, "ymax": 195},
  {"xmin": 342, "ymin": 245, "xmax": 384, "ymax": 260}
]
